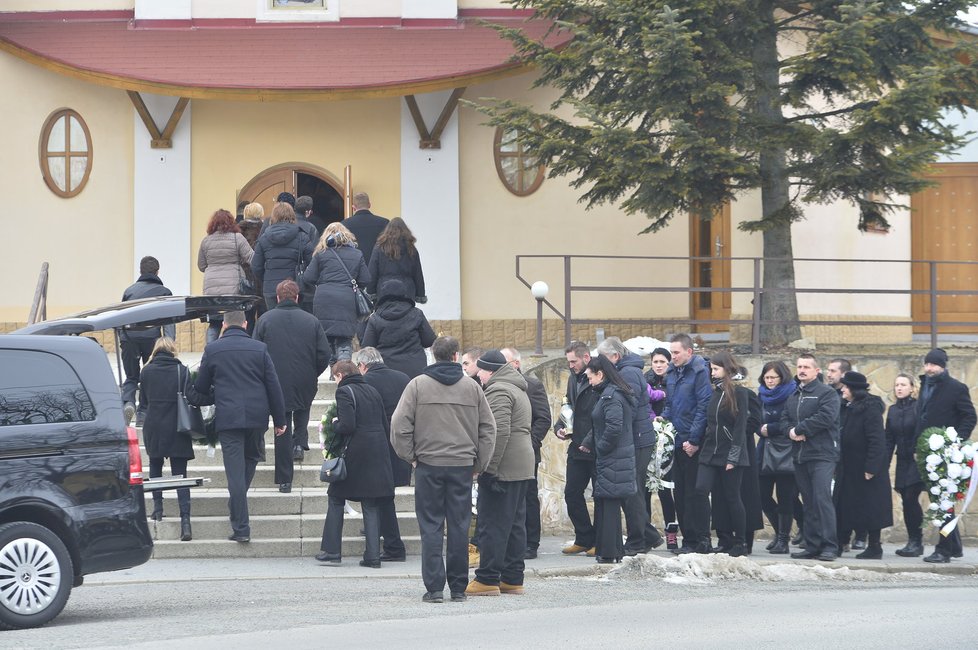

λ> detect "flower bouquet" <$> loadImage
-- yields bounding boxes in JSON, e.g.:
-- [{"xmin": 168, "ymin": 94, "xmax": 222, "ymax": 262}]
[
  {"xmin": 646, "ymin": 418, "xmax": 676, "ymax": 492},
  {"xmin": 319, "ymin": 402, "xmax": 338, "ymax": 459},
  {"xmin": 916, "ymin": 426, "xmax": 977, "ymax": 534}
]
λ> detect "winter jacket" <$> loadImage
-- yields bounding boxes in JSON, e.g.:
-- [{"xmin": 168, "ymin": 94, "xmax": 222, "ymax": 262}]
[
  {"xmin": 138, "ymin": 352, "xmax": 195, "ymax": 460},
  {"xmin": 699, "ymin": 382, "xmax": 750, "ymax": 467},
  {"xmin": 366, "ymin": 245, "xmax": 426, "ymax": 301},
  {"xmin": 251, "ymin": 222, "xmax": 314, "ymax": 301},
  {"xmin": 482, "ymin": 363, "xmax": 535, "ymax": 481},
  {"xmin": 662, "ymin": 354, "xmax": 713, "ymax": 447},
  {"xmin": 779, "ymin": 378, "xmax": 841, "ymax": 464},
  {"xmin": 756, "ymin": 380, "xmax": 797, "ymax": 470},
  {"xmin": 916, "ymin": 370, "xmax": 976, "ymax": 440},
  {"xmin": 587, "ymin": 382, "xmax": 637, "ymax": 499},
  {"xmin": 120, "ymin": 274, "xmax": 174, "ymax": 340},
  {"xmin": 557, "ymin": 370, "xmax": 599, "ymax": 461},
  {"xmin": 327, "ymin": 375, "xmax": 395, "ymax": 501},
  {"xmin": 712, "ymin": 387, "xmax": 765, "ymax": 533},
  {"xmin": 260, "ymin": 213, "xmax": 318, "ymax": 248},
  {"xmin": 391, "ymin": 361, "xmax": 496, "ymax": 469},
  {"xmin": 252, "ymin": 300, "xmax": 332, "ymax": 411},
  {"xmin": 524, "ymin": 372, "xmax": 553, "ymax": 463},
  {"xmin": 197, "ymin": 231, "xmax": 254, "ymax": 296},
  {"xmin": 644, "ymin": 369, "xmax": 667, "ymax": 416},
  {"xmin": 344, "ymin": 209, "xmax": 389, "ymax": 264},
  {"xmin": 360, "ymin": 284, "xmax": 436, "ymax": 379},
  {"xmin": 192, "ymin": 327, "xmax": 286, "ymax": 432},
  {"xmin": 614, "ymin": 352, "xmax": 655, "ymax": 449},
  {"xmin": 362, "ymin": 362, "xmax": 413, "ymax": 487},
  {"xmin": 303, "ymin": 245, "xmax": 371, "ymax": 338},
  {"xmin": 885, "ymin": 396, "xmax": 923, "ymax": 489},
  {"xmin": 834, "ymin": 396, "xmax": 893, "ymax": 531}
]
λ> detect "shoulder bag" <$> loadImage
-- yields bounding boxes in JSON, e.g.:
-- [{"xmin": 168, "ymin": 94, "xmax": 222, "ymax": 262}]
[
  {"xmin": 760, "ymin": 436, "xmax": 794, "ymax": 475},
  {"xmin": 329, "ymin": 248, "xmax": 374, "ymax": 317},
  {"xmin": 175, "ymin": 365, "xmax": 208, "ymax": 442},
  {"xmin": 320, "ymin": 386, "xmax": 356, "ymax": 483}
]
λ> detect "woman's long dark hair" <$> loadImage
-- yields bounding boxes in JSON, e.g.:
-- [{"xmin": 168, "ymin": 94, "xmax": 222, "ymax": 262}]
[
  {"xmin": 375, "ymin": 217, "xmax": 417, "ymax": 260},
  {"xmin": 586, "ymin": 355, "xmax": 633, "ymax": 396},
  {"xmin": 710, "ymin": 350, "xmax": 741, "ymax": 417}
]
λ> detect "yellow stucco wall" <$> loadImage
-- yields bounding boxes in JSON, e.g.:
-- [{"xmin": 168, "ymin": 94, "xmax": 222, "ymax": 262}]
[
  {"xmin": 0, "ymin": 1, "xmax": 133, "ymax": 10},
  {"xmin": 0, "ymin": 54, "xmax": 134, "ymax": 322}
]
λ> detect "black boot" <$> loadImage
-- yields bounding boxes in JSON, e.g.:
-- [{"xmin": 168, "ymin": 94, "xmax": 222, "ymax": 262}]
[
  {"xmin": 769, "ymin": 514, "xmax": 792, "ymax": 554},
  {"xmin": 150, "ymin": 497, "xmax": 164, "ymax": 522},
  {"xmin": 855, "ymin": 544, "xmax": 882, "ymax": 560},
  {"xmin": 791, "ymin": 524, "xmax": 804, "ymax": 546},
  {"xmin": 180, "ymin": 515, "xmax": 192, "ymax": 542},
  {"xmin": 895, "ymin": 534, "xmax": 923, "ymax": 557}
]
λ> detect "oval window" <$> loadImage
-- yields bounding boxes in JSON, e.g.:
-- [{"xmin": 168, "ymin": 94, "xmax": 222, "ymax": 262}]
[
  {"xmin": 39, "ymin": 109, "xmax": 92, "ymax": 198},
  {"xmin": 493, "ymin": 127, "xmax": 544, "ymax": 196}
]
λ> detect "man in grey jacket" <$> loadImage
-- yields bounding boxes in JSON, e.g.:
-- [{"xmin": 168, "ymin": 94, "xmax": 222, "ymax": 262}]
[{"xmin": 391, "ymin": 336, "xmax": 495, "ymax": 604}]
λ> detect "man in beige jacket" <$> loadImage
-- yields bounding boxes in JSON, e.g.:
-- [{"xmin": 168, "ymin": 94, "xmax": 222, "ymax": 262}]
[{"xmin": 391, "ymin": 336, "xmax": 495, "ymax": 604}]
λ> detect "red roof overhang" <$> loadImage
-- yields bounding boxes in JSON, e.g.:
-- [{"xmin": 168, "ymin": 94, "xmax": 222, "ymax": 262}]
[{"xmin": 0, "ymin": 13, "xmax": 571, "ymax": 101}]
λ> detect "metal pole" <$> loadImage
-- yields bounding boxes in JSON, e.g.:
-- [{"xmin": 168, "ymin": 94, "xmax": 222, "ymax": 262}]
[
  {"xmin": 535, "ymin": 298, "xmax": 544, "ymax": 356},
  {"xmin": 751, "ymin": 258, "xmax": 762, "ymax": 355},
  {"xmin": 563, "ymin": 256, "xmax": 572, "ymax": 347},
  {"xmin": 930, "ymin": 261, "xmax": 938, "ymax": 349}
]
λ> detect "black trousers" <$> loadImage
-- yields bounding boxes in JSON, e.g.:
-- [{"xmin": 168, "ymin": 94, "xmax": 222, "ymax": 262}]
[
  {"xmin": 149, "ymin": 456, "xmax": 190, "ymax": 517},
  {"xmin": 274, "ymin": 409, "xmax": 308, "ymax": 484},
  {"xmin": 219, "ymin": 428, "xmax": 264, "ymax": 537},
  {"xmin": 525, "ymin": 461, "xmax": 541, "ymax": 551},
  {"xmin": 623, "ymin": 444, "xmax": 660, "ymax": 551},
  {"xmin": 839, "ymin": 527, "xmax": 881, "ymax": 549},
  {"xmin": 759, "ymin": 473, "xmax": 797, "ymax": 529},
  {"xmin": 794, "ymin": 460, "xmax": 838, "ymax": 555},
  {"xmin": 899, "ymin": 483, "xmax": 924, "ymax": 538},
  {"xmin": 594, "ymin": 497, "xmax": 625, "ymax": 561},
  {"xmin": 120, "ymin": 337, "xmax": 156, "ymax": 406},
  {"xmin": 657, "ymin": 466, "xmax": 677, "ymax": 525},
  {"xmin": 287, "ymin": 407, "xmax": 311, "ymax": 451},
  {"xmin": 321, "ymin": 495, "xmax": 381, "ymax": 562},
  {"xmin": 414, "ymin": 463, "xmax": 472, "ymax": 595},
  {"xmin": 475, "ymin": 478, "xmax": 528, "ymax": 587},
  {"xmin": 693, "ymin": 464, "xmax": 746, "ymax": 542},
  {"xmin": 564, "ymin": 457, "xmax": 596, "ymax": 548},
  {"xmin": 674, "ymin": 447, "xmax": 704, "ymax": 545},
  {"xmin": 935, "ymin": 513, "xmax": 964, "ymax": 556},
  {"xmin": 379, "ymin": 495, "xmax": 405, "ymax": 556}
]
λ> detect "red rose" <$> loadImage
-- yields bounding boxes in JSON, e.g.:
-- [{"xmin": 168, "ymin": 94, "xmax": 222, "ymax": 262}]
[{"xmin": 957, "ymin": 493, "xmax": 965, "ymax": 500}]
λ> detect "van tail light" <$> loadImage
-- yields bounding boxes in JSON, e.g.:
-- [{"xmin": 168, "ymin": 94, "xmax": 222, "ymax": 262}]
[{"xmin": 127, "ymin": 426, "xmax": 143, "ymax": 485}]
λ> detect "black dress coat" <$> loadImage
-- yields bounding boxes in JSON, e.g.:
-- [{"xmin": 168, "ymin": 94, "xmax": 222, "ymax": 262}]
[
  {"xmin": 362, "ymin": 363, "xmax": 413, "ymax": 487},
  {"xmin": 834, "ymin": 396, "xmax": 893, "ymax": 531},
  {"xmin": 303, "ymin": 245, "xmax": 371, "ymax": 338},
  {"xmin": 584, "ymin": 383, "xmax": 637, "ymax": 500},
  {"xmin": 344, "ymin": 209, "xmax": 389, "ymax": 265},
  {"xmin": 360, "ymin": 291, "xmax": 436, "ymax": 379},
  {"xmin": 138, "ymin": 352, "xmax": 195, "ymax": 460},
  {"xmin": 327, "ymin": 375, "xmax": 395, "ymax": 501},
  {"xmin": 366, "ymin": 245, "xmax": 426, "ymax": 301},
  {"xmin": 885, "ymin": 396, "xmax": 922, "ymax": 490},
  {"xmin": 916, "ymin": 370, "xmax": 977, "ymax": 440},
  {"xmin": 252, "ymin": 300, "xmax": 332, "ymax": 411}
]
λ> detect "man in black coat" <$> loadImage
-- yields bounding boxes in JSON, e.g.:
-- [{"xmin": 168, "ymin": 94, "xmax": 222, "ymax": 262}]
[
  {"xmin": 357, "ymin": 346, "xmax": 411, "ymax": 561},
  {"xmin": 916, "ymin": 348, "xmax": 977, "ymax": 563},
  {"xmin": 120, "ymin": 255, "xmax": 174, "ymax": 426},
  {"xmin": 253, "ymin": 280, "xmax": 332, "ymax": 493},
  {"xmin": 344, "ymin": 192, "xmax": 389, "ymax": 264},
  {"xmin": 194, "ymin": 310, "xmax": 287, "ymax": 542},
  {"xmin": 501, "ymin": 347, "xmax": 553, "ymax": 560}
]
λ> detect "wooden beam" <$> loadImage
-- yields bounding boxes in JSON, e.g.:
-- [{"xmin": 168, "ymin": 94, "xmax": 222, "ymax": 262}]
[
  {"xmin": 126, "ymin": 91, "xmax": 189, "ymax": 148},
  {"xmin": 403, "ymin": 88, "xmax": 466, "ymax": 149},
  {"xmin": 428, "ymin": 87, "xmax": 466, "ymax": 146}
]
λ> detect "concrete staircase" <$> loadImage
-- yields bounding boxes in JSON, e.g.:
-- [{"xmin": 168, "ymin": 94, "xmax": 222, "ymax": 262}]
[{"xmin": 141, "ymin": 378, "xmax": 422, "ymax": 559}]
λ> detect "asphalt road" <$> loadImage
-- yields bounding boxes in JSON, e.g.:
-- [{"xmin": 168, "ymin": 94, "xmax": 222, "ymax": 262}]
[{"xmin": 5, "ymin": 557, "xmax": 976, "ymax": 649}]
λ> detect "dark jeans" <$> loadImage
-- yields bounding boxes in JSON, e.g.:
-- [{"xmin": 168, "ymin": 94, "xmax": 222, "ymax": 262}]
[
  {"xmin": 475, "ymin": 478, "xmax": 528, "ymax": 587},
  {"xmin": 794, "ymin": 460, "xmax": 838, "ymax": 555},
  {"xmin": 900, "ymin": 483, "xmax": 924, "ymax": 538},
  {"xmin": 693, "ymin": 464, "xmax": 746, "ymax": 542},
  {"xmin": 674, "ymin": 447, "xmax": 704, "ymax": 545},
  {"xmin": 564, "ymin": 456, "xmax": 596, "ymax": 548},
  {"xmin": 594, "ymin": 497, "xmax": 625, "ymax": 561},
  {"xmin": 219, "ymin": 428, "xmax": 264, "ymax": 537},
  {"xmin": 149, "ymin": 456, "xmax": 190, "ymax": 517},
  {"xmin": 379, "ymin": 495, "xmax": 405, "ymax": 556},
  {"xmin": 759, "ymin": 472, "xmax": 797, "ymax": 529},
  {"xmin": 414, "ymin": 463, "xmax": 473, "ymax": 595},
  {"xmin": 525, "ymin": 461, "xmax": 541, "ymax": 551},
  {"xmin": 120, "ymin": 336, "xmax": 156, "ymax": 406},
  {"xmin": 321, "ymin": 495, "xmax": 381, "ymax": 562},
  {"xmin": 623, "ymin": 444, "xmax": 660, "ymax": 551}
]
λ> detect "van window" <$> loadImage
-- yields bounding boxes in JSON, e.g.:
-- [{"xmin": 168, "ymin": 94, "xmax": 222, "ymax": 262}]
[{"xmin": 0, "ymin": 350, "xmax": 96, "ymax": 425}]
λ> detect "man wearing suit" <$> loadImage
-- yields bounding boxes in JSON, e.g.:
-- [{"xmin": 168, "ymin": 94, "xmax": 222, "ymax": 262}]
[
  {"xmin": 344, "ymin": 192, "xmax": 389, "ymax": 265},
  {"xmin": 916, "ymin": 348, "xmax": 977, "ymax": 563}
]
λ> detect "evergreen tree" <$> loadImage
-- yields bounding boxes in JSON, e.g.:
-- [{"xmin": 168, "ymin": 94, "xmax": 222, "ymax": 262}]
[{"xmin": 475, "ymin": 1, "xmax": 978, "ymax": 344}]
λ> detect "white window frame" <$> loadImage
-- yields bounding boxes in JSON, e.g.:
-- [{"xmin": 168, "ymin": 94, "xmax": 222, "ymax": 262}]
[{"xmin": 256, "ymin": 0, "xmax": 339, "ymax": 23}]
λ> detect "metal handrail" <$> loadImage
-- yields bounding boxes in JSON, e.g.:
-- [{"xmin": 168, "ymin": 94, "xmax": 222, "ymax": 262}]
[
  {"xmin": 27, "ymin": 262, "xmax": 49, "ymax": 325},
  {"xmin": 515, "ymin": 255, "xmax": 978, "ymax": 352}
]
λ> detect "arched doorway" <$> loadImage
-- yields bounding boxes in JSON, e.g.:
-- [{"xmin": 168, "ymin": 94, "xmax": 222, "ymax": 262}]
[{"xmin": 236, "ymin": 163, "xmax": 347, "ymax": 236}]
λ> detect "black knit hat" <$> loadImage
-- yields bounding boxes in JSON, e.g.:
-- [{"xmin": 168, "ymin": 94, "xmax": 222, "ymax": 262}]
[
  {"xmin": 276, "ymin": 192, "xmax": 296, "ymax": 207},
  {"xmin": 924, "ymin": 348, "xmax": 948, "ymax": 368},
  {"xmin": 840, "ymin": 371, "xmax": 869, "ymax": 391},
  {"xmin": 476, "ymin": 350, "xmax": 507, "ymax": 372},
  {"xmin": 651, "ymin": 347, "xmax": 671, "ymax": 362}
]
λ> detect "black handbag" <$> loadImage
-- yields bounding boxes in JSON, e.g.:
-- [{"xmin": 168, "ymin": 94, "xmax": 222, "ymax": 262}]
[
  {"xmin": 761, "ymin": 437, "xmax": 794, "ymax": 475},
  {"xmin": 330, "ymin": 248, "xmax": 374, "ymax": 317},
  {"xmin": 175, "ymin": 365, "xmax": 208, "ymax": 442},
  {"xmin": 238, "ymin": 264, "xmax": 256, "ymax": 296},
  {"xmin": 320, "ymin": 387, "xmax": 355, "ymax": 483}
]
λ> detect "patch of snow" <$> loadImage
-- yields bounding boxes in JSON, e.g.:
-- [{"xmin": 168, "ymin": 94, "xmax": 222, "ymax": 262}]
[{"xmin": 622, "ymin": 336, "xmax": 668, "ymax": 357}]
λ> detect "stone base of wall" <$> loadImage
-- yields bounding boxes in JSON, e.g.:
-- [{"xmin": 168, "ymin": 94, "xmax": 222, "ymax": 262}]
[{"xmin": 430, "ymin": 319, "xmax": 673, "ymax": 350}]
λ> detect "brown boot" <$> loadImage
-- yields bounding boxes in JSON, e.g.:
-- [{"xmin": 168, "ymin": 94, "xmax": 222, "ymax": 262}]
[
  {"xmin": 499, "ymin": 582, "xmax": 525, "ymax": 595},
  {"xmin": 464, "ymin": 579, "xmax": 500, "ymax": 596}
]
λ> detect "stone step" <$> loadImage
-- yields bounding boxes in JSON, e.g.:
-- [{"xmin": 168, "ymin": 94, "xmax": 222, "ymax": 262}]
[
  {"xmin": 152, "ymin": 511, "xmax": 422, "ymax": 541},
  {"xmin": 151, "ymin": 536, "xmax": 423, "ymax": 559},
  {"xmin": 140, "ymin": 443, "xmax": 328, "ymax": 468},
  {"xmin": 158, "ymin": 464, "xmax": 338, "ymax": 489},
  {"xmin": 145, "ymin": 486, "xmax": 419, "ymax": 517}
]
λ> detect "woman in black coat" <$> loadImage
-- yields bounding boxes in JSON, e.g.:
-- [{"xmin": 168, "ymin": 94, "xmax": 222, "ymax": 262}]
[
  {"xmin": 316, "ymin": 361, "xmax": 394, "ymax": 568},
  {"xmin": 886, "ymin": 373, "xmax": 923, "ymax": 557},
  {"xmin": 644, "ymin": 348, "xmax": 678, "ymax": 547},
  {"xmin": 138, "ymin": 337, "xmax": 195, "ymax": 542},
  {"xmin": 251, "ymin": 203, "xmax": 315, "ymax": 312},
  {"xmin": 365, "ymin": 217, "xmax": 426, "ymax": 302},
  {"xmin": 835, "ymin": 371, "xmax": 893, "ymax": 559},
  {"xmin": 301, "ymin": 222, "xmax": 371, "ymax": 362},
  {"xmin": 360, "ymin": 278, "xmax": 437, "ymax": 379},
  {"xmin": 756, "ymin": 360, "xmax": 799, "ymax": 554},
  {"xmin": 579, "ymin": 355, "xmax": 636, "ymax": 564}
]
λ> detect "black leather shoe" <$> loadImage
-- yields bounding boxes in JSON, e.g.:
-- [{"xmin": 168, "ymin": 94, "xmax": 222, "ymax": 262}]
[
  {"xmin": 180, "ymin": 517, "xmax": 192, "ymax": 542},
  {"xmin": 524, "ymin": 548, "xmax": 538, "ymax": 560},
  {"xmin": 895, "ymin": 538, "xmax": 924, "ymax": 557},
  {"xmin": 791, "ymin": 549, "xmax": 817, "ymax": 559},
  {"xmin": 924, "ymin": 550, "xmax": 951, "ymax": 564},
  {"xmin": 678, "ymin": 542, "xmax": 711, "ymax": 555},
  {"xmin": 791, "ymin": 531, "xmax": 805, "ymax": 546},
  {"xmin": 450, "ymin": 592, "xmax": 467, "ymax": 602},
  {"xmin": 727, "ymin": 543, "xmax": 747, "ymax": 558},
  {"xmin": 596, "ymin": 557, "xmax": 621, "ymax": 564},
  {"xmin": 851, "ymin": 539, "xmax": 867, "ymax": 551},
  {"xmin": 293, "ymin": 446, "xmax": 304, "ymax": 462},
  {"xmin": 279, "ymin": 483, "xmax": 292, "ymax": 493},
  {"xmin": 359, "ymin": 559, "xmax": 382, "ymax": 569},
  {"xmin": 228, "ymin": 534, "xmax": 250, "ymax": 543},
  {"xmin": 422, "ymin": 591, "xmax": 443, "ymax": 603},
  {"xmin": 816, "ymin": 552, "xmax": 838, "ymax": 562},
  {"xmin": 379, "ymin": 553, "xmax": 406, "ymax": 562},
  {"xmin": 315, "ymin": 552, "xmax": 341, "ymax": 565},
  {"xmin": 150, "ymin": 508, "xmax": 164, "ymax": 522}
]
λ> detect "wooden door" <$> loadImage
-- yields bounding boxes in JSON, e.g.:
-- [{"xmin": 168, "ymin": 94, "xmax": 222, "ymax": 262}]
[
  {"xmin": 911, "ymin": 163, "xmax": 978, "ymax": 333},
  {"xmin": 690, "ymin": 203, "xmax": 732, "ymax": 332},
  {"xmin": 237, "ymin": 169, "xmax": 294, "ymax": 219}
]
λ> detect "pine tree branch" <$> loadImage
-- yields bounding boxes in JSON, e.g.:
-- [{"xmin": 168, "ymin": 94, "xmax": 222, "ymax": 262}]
[
  {"xmin": 784, "ymin": 101, "xmax": 878, "ymax": 123},
  {"xmin": 774, "ymin": 9, "xmax": 815, "ymax": 27}
]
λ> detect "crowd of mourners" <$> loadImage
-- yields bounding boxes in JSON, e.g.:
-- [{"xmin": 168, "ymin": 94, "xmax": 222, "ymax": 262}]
[{"xmin": 117, "ymin": 190, "xmax": 974, "ymax": 602}]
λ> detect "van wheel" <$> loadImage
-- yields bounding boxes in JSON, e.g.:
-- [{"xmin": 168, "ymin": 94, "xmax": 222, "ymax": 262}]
[{"xmin": 0, "ymin": 522, "xmax": 73, "ymax": 630}]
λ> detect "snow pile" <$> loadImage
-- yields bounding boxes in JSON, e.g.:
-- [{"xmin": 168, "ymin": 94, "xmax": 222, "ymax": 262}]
[
  {"xmin": 622, "ymin": 336, "xmax": 669, "ymax": 356},
  {"xmin": 605, "ymin": 554, "xmax": 946, "ymax": 585}
]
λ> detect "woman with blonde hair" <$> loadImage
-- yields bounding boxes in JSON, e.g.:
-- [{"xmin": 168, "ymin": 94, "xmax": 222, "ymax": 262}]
[
  {"xmin": 886, "ymin": 373, "xmax": 923, "ymax": 557},
  {"xmin": 302, "ymin": 222, "xmax": 371, "ymax": 362},
  {"xmin": 138, "ymin": 337, "xmax": 196, "ymax": 541},
  {"xmin": 197, "ymin": 208, "xmax": 254, "ymax": 343}
]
